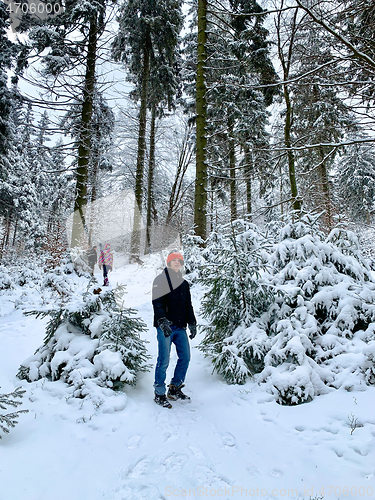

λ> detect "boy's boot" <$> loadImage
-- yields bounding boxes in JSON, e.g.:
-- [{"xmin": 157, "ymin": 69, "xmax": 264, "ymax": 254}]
[
  {"xmin": 154, "ymin": 393, "xmax": 172, "ymax": 408},
  {"xmin": 167, "ymin": 383, "xmax": 191, "ymax": 401}
]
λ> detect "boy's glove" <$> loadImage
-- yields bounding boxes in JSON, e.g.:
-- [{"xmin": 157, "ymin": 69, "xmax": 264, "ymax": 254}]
[
  {"xmin": 158, "ymin": 318, "xmax": 173, "ymax": 337},
  {"xmin": 188, "ymin": 324, "xmax": 197, "ymax": 340}
]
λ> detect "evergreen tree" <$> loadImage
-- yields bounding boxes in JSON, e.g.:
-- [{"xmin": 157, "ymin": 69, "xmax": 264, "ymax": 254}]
[
  {"xmin": 199, "ymin": 216, "xmax": 375, "ymax": 404},
  {"xmin": 183, "ymin": 0, "xmax": 278, "ymax": 228},
  {"xmin": 17, "ymin": 0, "xmax": 116, "ymax": 248},
  {"xmin": 0, "ymin": 1, "xmax": 18, "ymax": 162},
  {"xmin": 198, "ymin": 220, "xmax": 275, "ymax": 383},
  {"xmin": 18, "ymin": 285, "xmax": 151, "ymax": 397},
  {"xmin": 336, "ymin": 141, "xmax": 375, "ymax": 223}
]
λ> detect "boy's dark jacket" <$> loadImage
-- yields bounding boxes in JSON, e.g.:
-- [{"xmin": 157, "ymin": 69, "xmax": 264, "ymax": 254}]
[{"xmin": 152, "ymin": 267, "xmax": 196, "ymax": 328}]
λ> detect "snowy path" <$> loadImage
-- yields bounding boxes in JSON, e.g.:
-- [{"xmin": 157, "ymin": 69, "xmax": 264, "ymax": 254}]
[{"xmin": 0, "ymin": 256, "xmax": 375, "ymax": 500}]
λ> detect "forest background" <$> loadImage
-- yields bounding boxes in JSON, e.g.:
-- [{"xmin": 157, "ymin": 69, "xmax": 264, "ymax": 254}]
[
  {"xmin": 1, "ymin": 0, "xmax": 375, "ymax": 431},
  {"xmin": 1, "ymin": 0, "xmax": 375, "ymax": 261}
]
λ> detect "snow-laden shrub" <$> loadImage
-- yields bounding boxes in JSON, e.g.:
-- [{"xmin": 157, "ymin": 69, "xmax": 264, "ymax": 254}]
[
  {"xmin": 17, "ymin": 285, "xmax": 151, "ymax": 399},
  {"xmin": 199, "ymin": 217, "xmax": 375, "ymax": 405},
  {"xmin": 15, "ymin": 267, "xmax": 39, "ymax": 287},
  {"xmin": 182, "ymin": 231, "xmax": 206, "ymax": 281},
  {"xmin": 70, "ymin": 247, "xmax": 92, "ymax": 277},
  {"xmin": 0, "ymin": 387, "xmax": 28, "ymax": 438},
  {"xmin": 0, "ymin": 266, "xmax": 12, "ymax": 290},
  {"xmin": 198, "ymin": 220, "xmax": 275, "ymax": 384},
  {"xmin": 262, "ymin": 221, "xmax": 375, "ymax": 404}
]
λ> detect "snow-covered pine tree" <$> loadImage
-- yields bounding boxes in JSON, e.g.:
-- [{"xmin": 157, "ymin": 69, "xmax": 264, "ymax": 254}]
[
  {"xmin": 0, "ymin": 387, "xmax": 28, "ymax": 438},
  {"xmin": 336, "ymin": 141, "xmax": 375, "ymax": 224},
  {"xmin": 18, "ymin": 285, "xmax": 151, "ymax": 399},
  {"xmin": 260, "ymin": 217, "xmax": 375, "ymax": 405},
  {"xmin": 199, "ymin": 215, "xmax": 375, "ymax": 404},
  {"xmin": 198, "ymin": 220, "xmax": 275, "ymax": 384}
]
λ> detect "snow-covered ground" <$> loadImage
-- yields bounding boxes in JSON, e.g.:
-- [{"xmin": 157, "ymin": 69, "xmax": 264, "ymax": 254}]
[{"xmin": 1, "ymin": 255, "xmax": 375, "ymax": 500}]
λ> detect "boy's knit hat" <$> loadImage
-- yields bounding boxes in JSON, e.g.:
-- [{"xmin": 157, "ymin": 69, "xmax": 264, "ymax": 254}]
[{"xmin": 167, "ymin": 251, "xmax": 184, "ymax": 266}]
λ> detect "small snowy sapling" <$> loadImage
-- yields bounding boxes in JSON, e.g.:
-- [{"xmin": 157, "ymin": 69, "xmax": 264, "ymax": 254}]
[{"xmin": 18, "ymin": 285, "xmax": 151, "ymax": 399}]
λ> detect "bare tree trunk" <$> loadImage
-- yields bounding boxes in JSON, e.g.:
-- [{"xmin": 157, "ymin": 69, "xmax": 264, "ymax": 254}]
[
  {"xmin": 244, "ymin": 144, "xmax": 252, "ymax": 216},
  {"xmin": 194, "ymin": 0, "xmax": 208, "ymax": 241},
  {"xmin": 145, "ymin": 103, "xmax": 156, "ymax": 255},
  {"xmin": 228, "ymin": 122, "xmax": 237, "ymax": 222},
  {"xmin": 71, "ymin": 13, "xmax": 98, "ymax": 248},
  {"xmin": 318, "ymin": 145, "xmax": 333, "ymax": 229},
  {"xmin": 87, "ymin": 160, "xmax": 99, "ymax": 246},
  {"xmin": 12, "ymin": 217, "xmax": 18, "ymax": 246},
  {"xmin": 277, "ymin": 5, "xmax": 302, "ymax": 215},
  {"xmin": 284, "ymin": 84, "xmax": 301, "ymax": 213},
  {"xmin": 0, "ymin": 215, "xmax": 11, "ymax": 260},
  {"xmin": 130, "ymin": 38, "xmax": 151, "ymax": 260},
  {"xmin": 4, "ymin": 214, "xmax": 11, "ymax": 247}
]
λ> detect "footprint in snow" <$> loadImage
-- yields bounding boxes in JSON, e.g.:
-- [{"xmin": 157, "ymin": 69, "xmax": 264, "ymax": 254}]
[
  {"xmin": 322, "ymin": 426, "xmax": 339, "ymax": 434},
  {"xmin": 163, "ymin": 430, "xmax": 180, "ymax": 443},
  {"xmin": 220, "ymin": 432, "xmax": 237, "ymax": 449},
  {"xmin": 127, "ymin": 435, "xmax": 142, "ymax": 449},
  {"xmin": 113, "ymin": 483, "xmax": 163, "ymax": 500},
  {"xmin": 333, "ymin": 447, "xmax": 344, "ymax": 458},
  {"xmin": 123, "ymin": 457, "xmax": 150, "ymax": 479},
  {"xmin": 262, "ymin": 416, "xmax": 274, "ymax": 423},
  {"xmin": 160, "ymin": 453, "xmax": 187, "ymax": 473},
  {"xmin": 194, "ymin": 465, "xmax": 232, "ymax": 488},
  {"xmin": 351, "ymin": 446, "xmax": 369, "ymax": 457},
  {"xmin": 247, "ymin": 464, "xmax": 260, "ymax": 476}
]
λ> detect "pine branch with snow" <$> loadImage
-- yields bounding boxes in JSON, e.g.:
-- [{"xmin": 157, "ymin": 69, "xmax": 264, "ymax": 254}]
[{"xmin": 0, "ymin": 387, "xmax": 28, "ymax": 438}]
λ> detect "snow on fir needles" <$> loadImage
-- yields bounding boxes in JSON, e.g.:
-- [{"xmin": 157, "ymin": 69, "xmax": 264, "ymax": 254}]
[
  {"xmin": 193, "ymin": 217, "xmax": 375, "ymax": 405},
  {"xmin": 17, "ymin": 284, "xmax": 151, "ymax": 405}
]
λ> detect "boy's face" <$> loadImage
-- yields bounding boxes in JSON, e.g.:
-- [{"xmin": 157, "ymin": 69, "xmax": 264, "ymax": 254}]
[{"xmin": 169, "ymin": 258, "xmax": 182, "ymax": 272}]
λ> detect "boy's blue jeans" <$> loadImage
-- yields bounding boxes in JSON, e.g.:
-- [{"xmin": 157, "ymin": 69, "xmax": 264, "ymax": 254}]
[{"xmin": 154, "ymin": 326, "xmax": 191, "ymax": 396}]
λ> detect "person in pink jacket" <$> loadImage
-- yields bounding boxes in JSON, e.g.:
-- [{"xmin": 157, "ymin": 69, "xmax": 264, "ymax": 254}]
[{"xmin": 98, "ymin": 243, "xmax": 113, "ymax": 286}]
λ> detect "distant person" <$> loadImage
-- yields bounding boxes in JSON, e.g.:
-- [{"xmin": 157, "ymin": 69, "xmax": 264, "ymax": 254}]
[
  {"xmin": 152, "ymin": 250, "xmax": 197, "ymax": 408},
  {"xmin": 98, "ymin": 243, "xmax": 113, "ymax": 286},
  {"xmin": 86, "ymin": 246, "xmax": 97, "ymax": 275}
]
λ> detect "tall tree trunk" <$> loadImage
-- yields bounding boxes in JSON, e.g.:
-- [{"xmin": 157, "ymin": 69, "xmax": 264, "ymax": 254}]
[
  {"xmin": 277, "ymin": 6, "xmax": 301, "ymax": 215},
  {"xmin": 244, "ymin": 144, "xmax": 252, "ymax": 217},
  {"xmin": 228, "ymin": 122, "xmax": 237, "ymax": 222},
  {"xmin": 88, "ymin": 160, "xmax": 99, "ymax": 246},
  {"xmin": 130, "ymin": 38, "xmax": 151, "ymax": 259},
  {"xmin": 318, "ymin": 145, "xmax": 333, "ymax": 229},
  {"xmin": 71, "ymin": 14, "xmax": 98, "ymax": 248},
  {"xmin": 4, "ymin": 214, "xmax": 11, "ymax": 247},
  {"xmin": 1, "ymin": 215, "xmax": 11, "ymax": 258},
  {"xmin": 194, "ymin": 0, "xmax": 208, "ymax": 241},
  {"xmin": 12, "ymin": 217, "xmax": 18, "ymax": 246},
  {"xmin": 145, "ymin": 102, "xmax": 156, "ymax": 255},
  {"xmin": 283, "ymin": 83, "xmax": 301, "ymax": 213}
]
